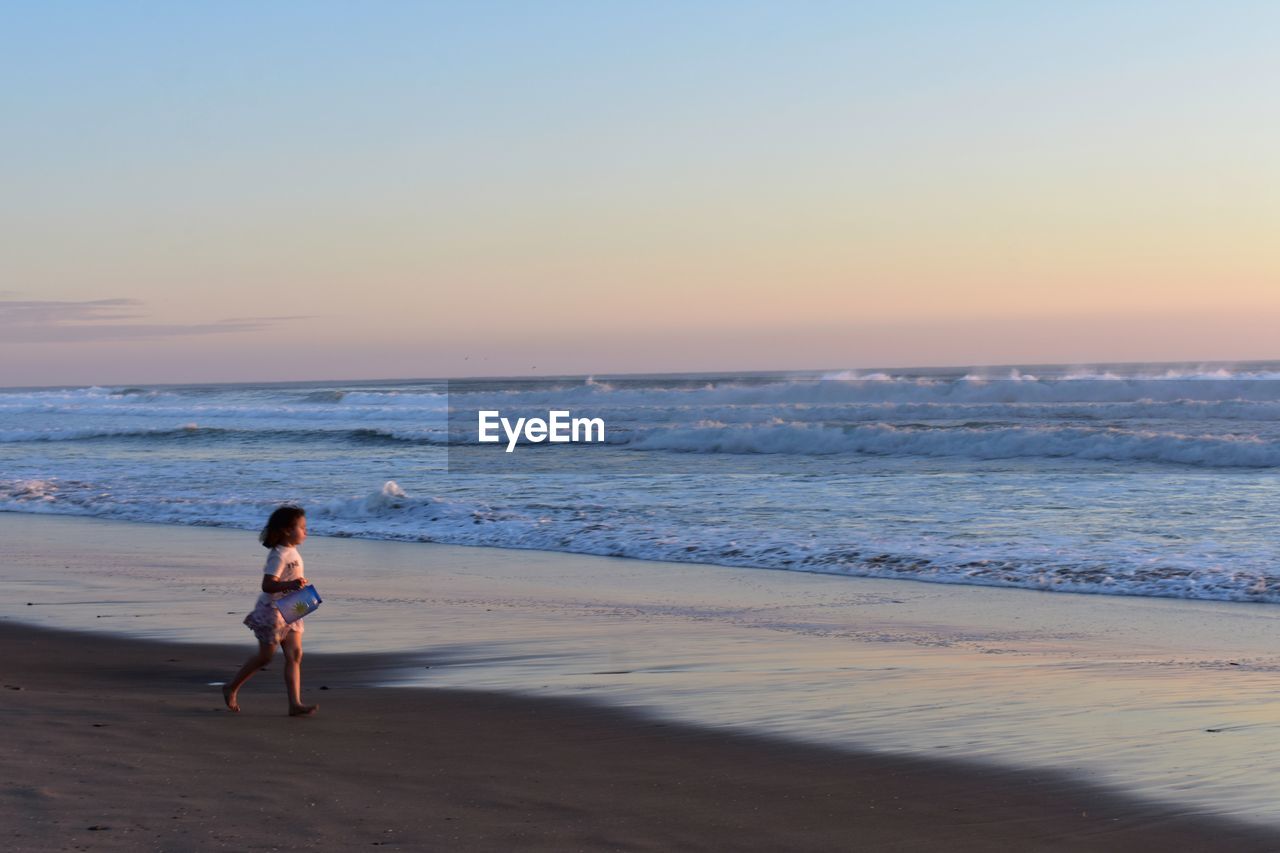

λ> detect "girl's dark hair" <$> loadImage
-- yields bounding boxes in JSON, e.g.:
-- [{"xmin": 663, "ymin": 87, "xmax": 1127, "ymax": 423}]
[{"xmin": 260, "ymin": 505, "xmax": 306, "ymax": 548}]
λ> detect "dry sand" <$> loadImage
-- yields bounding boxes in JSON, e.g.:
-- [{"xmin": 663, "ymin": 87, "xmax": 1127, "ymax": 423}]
[{"xmin": 2, "ymin": 622, "xmax": 1278, "ymax": 852}]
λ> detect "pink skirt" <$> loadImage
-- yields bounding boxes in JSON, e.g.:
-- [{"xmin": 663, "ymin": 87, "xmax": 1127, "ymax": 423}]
[{"xmin": 243, "ymin": 599, "xmax": 304, "ymax": 646}]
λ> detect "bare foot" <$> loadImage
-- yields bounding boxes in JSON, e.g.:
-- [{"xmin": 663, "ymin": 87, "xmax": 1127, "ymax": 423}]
[
  {"xmin": 288, "ymin": 703, "xmax": 318, "ymax": 717},
  {"xmin": 222, "ymin": 684, "xmax": 240, "ymax": 713}
]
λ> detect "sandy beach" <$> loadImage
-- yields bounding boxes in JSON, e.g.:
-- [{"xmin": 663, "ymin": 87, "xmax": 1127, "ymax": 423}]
[
  {"xmin": 4, "ymin": 514, "xmax": 1280, "ymax": 849},
  {"xmin": 5, "ymin": 621, "xmax": 1280, "ymax": 852}
]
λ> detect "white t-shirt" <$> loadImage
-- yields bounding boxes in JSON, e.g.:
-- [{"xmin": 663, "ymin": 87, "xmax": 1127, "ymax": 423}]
[{"xmin": 257, "ymin": 545, "xmax": 304, "ymax": 606}]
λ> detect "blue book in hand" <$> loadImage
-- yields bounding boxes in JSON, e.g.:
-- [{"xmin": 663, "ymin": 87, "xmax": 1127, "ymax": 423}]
[{"xmin": 275, "ymin": 585, "xmax": 322, "ymax": 624}]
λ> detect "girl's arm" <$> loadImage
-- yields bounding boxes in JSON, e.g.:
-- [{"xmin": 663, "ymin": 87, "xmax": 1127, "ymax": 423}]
[{"xmin": 262, "ymin": 575, "xmax": 308, "ymax": 594}]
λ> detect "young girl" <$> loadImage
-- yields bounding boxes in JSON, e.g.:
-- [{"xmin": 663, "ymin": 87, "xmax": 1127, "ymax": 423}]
[{"xmin": 223, "ymin": 505, "xmax": 318, "ymax": 716}]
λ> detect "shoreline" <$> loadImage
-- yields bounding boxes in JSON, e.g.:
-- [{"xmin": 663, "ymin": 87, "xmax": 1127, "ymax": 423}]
[
  {"xmin": 6, "ymin": 506, "xmax": 1280, "ymax": 615},
  {"xmin": 8, "ymin": 501, "xmax": 1278, "ymax": 609},
  {"xmin": 4, "ymin": 621, "xmax": 1279, "ymax": 851}
]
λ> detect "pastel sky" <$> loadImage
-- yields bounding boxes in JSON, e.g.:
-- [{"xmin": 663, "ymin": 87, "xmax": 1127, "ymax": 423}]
[{"xmin": 3, "ymin": 1, "xmax": 1278, "ymax": 386}]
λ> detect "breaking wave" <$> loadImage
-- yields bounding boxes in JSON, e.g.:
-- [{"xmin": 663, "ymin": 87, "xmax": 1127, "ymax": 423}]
[{"xmin": 619, "ymin": 422, "xmax": 1280, "ymax": 467}]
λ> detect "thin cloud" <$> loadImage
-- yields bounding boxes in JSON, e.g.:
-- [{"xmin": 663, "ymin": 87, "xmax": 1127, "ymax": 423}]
[
  {"xmin": 0, "ymin": 297, "xmax": 299, "ymax": 343},
  {"xmin": 219, "ymin": 314, "xmax": 316, "ymax": 323}
]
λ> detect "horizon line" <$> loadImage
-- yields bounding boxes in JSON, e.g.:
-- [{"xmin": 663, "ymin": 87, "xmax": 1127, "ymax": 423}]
[{"xmin": 4, "ymin": 356, "xmax": 1280, "ymax": 392}]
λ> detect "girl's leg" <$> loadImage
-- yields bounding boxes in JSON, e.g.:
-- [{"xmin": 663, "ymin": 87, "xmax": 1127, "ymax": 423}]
[
  {"xmin": 280, "ymin": 631, "xmax": 317, "ymax": 716},
  {"xmin": 223, "ymin": 641, "xmax": 276, "ymax": 712}
]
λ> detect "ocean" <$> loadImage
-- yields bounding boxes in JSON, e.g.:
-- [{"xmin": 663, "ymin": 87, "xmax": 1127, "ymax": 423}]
[{"xmin": 3, "ymin": 361, "xmax": 1278, "ymax": 603}]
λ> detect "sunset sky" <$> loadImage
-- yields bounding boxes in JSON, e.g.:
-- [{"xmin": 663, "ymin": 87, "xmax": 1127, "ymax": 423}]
[{"xmin": 3, "ymin": 1, "xmax": 1278, "ymax": 386}]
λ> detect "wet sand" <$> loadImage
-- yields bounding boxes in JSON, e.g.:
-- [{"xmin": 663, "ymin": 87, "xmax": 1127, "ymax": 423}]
[
  {"xmin": 7, "ymin": 512, "xmax": 1280, "ymax": 831},
  {"xmin": 2, "ymin": 622, "xmax": 1278, "ymax": 852}
]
